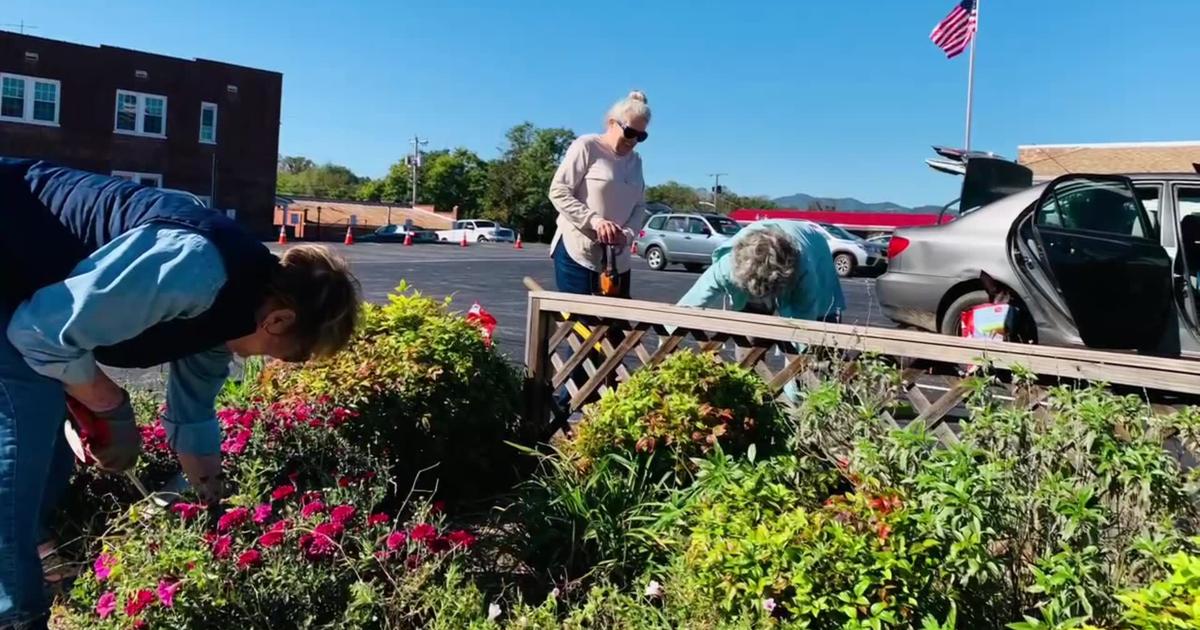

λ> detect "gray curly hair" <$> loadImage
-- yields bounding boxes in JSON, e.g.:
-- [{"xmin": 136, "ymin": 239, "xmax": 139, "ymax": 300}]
[{"xmin": 731, "ymin": 229, "xmax": 797, "ymax": 299}]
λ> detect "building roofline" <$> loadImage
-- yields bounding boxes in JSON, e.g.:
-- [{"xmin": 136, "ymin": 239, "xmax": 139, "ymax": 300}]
[
  {"xmin": 2, "ymin": 31, "xmax": 280, "ymax": 75},
  {"xmin": 1019, "ymin": 140, "xmax": 1200, "ymax": 150}
]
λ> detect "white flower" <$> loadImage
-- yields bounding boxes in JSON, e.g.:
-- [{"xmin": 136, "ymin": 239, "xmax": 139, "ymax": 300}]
[
  {"xmin": 762, "ymin": 598, "xmax": 777, "ymax": 614},
  {"xmin": 644, "ymin": 580, "xmax": 664, "ymax": 598},
  {"xmin": 487, "ymin": 602, "xmax": 502, "ymax": 621},
  {"xmin": 550, "ymin": 587, "xmax": 561, "ymax": 600}
]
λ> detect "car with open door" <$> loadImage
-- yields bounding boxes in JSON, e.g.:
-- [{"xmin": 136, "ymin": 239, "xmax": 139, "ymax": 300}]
[{"xmin": 878, "ymin": 162, "xmax": 1200, "ymax": 358}]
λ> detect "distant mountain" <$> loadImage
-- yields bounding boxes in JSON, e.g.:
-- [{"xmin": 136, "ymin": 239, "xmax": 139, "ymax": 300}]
[{"xmin": 772, "ymin": 193, "xmax": 943, "ymax": 215}]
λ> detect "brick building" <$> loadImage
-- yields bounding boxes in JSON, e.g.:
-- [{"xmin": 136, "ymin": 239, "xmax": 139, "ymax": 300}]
[
  {"xmin": 1018, "ymin": 141, "xmax": 1200, "ymax": 182},
  {"xmin": 0, "ymin": 32, "xmax": 282, "ymax": 236}
]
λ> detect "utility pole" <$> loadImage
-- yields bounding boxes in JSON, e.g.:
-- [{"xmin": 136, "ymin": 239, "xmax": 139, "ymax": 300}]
[
  {"xmin": 1, "ymin": 21, "xmax": 38, "ymax": 34},
  {"xmin": 708, "ymin": 173, "xmax": 727, "ymax": 213},
  {"xmin": 410, "ymin": 134, "xmax": 428, "ymax": 208}
]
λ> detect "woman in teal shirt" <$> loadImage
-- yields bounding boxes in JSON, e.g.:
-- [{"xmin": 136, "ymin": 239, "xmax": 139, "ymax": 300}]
[{"xmin": 677, "ymin": 220, "xmax": 846, "ymax": 322}]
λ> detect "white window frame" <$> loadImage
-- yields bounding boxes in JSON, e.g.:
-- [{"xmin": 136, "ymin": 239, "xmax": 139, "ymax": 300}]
[
  {"xmin": 199, "ymin": 101, "xmax": 217, "ymax": 144},
  {"xmin": 0, "ymin": 73, "xmax": 61, "ymax": 126},
  {"xmin": 111, "ymin": 170, "xmax": 163, "ymax": 187},
  {"xmin": 113, "ymin": 90, "xmax": 167, "ymax": 138}
]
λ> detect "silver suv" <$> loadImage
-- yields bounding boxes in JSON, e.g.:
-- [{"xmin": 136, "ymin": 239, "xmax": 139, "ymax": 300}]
[{"xmin": 635, "ymin": 213, "xmax": 743, "ymax": 272}]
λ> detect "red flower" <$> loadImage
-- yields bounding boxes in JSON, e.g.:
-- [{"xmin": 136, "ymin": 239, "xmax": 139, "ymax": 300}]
[
  {"xmin": 405, "ymin": 554, "xmax": 422, "ymax": 569},
  {"xmin": 386, "ymin": 531, "xmax": 407, "ymax": 551},
  {"xmin": 258, "ymin": 529, "xmax": 286, "ymax": 548},
  {"xmin": 361, "ymin": 470, "xmax": 376, "ymax": 481},
  {"xmin": 331, "ymin": 505, "xmax": 356, "ymax": 525},
  {"xmin": 253, "ymin": 503, "xmax": 273, "ymax": 524},
  {"xmin": 269, "ymin": 519, "xmax": 290, "ymax": 533},
  {"xmin": 237, "ymin": 549, "xmax": 263, "ymax": 570},
  {"xmin": 171, "ymin": 502, "xmax": 205, "ymax": 521},
  {"xmin": 300, "ymin": 500, "xmax": 326, "ymax": 519},
  {"xmin": 212, "ymin": 534, "xmax": 233, "ymax": 559},
  {"xmin": 217, "ymin": 507, "xmax": 251, "ymax": 533},
  {"xmin": 368, "ymin": 513, "xmax": 390, "ymax": 527},
  {"xmin": 337, "ymin": 475, "xmax": 353, "ymax": 488},
  {"xmin": 875, "ymin": 522, "xmax": 893, "ymax": 542},
  {"xmin": 124, "ymin": 589, "xmax": 155, "ymax": 617},
  {"xmin": 410, "ymin": 523, "xmax": 437, "ymax": 543},
  {"xmin": 271, "ymin": 484, "xmax": 296, "ymax": 501},
  {"xmin": 446, "ymin": 529, "xmax": 477, "ymax": 550},
  {"xmin": 427, "ymin": 537, "xmax": 450, "ymax": 553},
  {"xmin": 133, "ymin": 620, "xmax": 147, "ymax": 630},
  {"xmin": 301, "ymin": 490, "xmax": 323, "ymax": 504},
  {"xmin": 287, "ymin": 470, "xmax": 300, "ymax": 482},
  {"xmin": 302, "ymin": 521, "xmax": 344, "ymax": 559},
  {"xmin": 221, "ymin": 429, "xmax": 252, "ymax": 455},
  {"xmin": 430, "ymin": 500, "xmax": 446, "ymax": 515}
]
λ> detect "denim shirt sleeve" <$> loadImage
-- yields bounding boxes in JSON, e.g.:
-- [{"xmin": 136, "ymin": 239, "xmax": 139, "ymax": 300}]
[
  {"xmin": 5, "ymin": 223, "xmax": 230, "ymax": 454},
  {"xmin": 677, "ymin": 256, "xmax": 735, "ymax": 310},
  {"xmin": 165, "ymin": 348, "xmax": 232, "ymax": 456}
]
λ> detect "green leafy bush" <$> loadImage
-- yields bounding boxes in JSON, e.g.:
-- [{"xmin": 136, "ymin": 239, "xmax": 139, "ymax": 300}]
[
  {"xmin": 1116, "ymin": 546, "xmax": 1200, "ymax": 629},
  {"xmin": 573, "ymin": 351, "xmax": 785, "ymax": 479},
  {"xmin": 264, "ymin": 284, "xmax": 533, "ymax": 501}
]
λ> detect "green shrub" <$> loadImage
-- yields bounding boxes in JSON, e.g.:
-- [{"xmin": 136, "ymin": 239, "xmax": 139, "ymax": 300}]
[
  {"xmin": 573, "ymin": 351, "xmax": 785, "ymax": 480},
  {"xmin": 1116, "ymin": 546, "xmax": 1200, "ymax": 629},
  {"xmin": 265, "ymin": 284, "xmax": 533, "ymax": 502}
]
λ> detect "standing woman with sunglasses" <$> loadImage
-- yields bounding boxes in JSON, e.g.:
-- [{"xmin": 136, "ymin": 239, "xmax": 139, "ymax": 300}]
[{"xmin": 546, "ymin": 90, "xmax": 650, "ymax": 423}]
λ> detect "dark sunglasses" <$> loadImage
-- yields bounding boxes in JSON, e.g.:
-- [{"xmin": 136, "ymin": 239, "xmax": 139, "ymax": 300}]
[{"xmin": 617, "ymin": 121, "xmax": 648, "ymax": 143}]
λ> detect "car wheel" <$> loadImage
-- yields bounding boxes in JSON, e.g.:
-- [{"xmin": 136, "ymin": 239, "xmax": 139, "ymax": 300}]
[
  {"xmin": 645, "ymin": 246, "xmax": 667, "ymax": 271},
  {"xmin": 833, "ymin": 253, "xmax": 855, "ymax": 278},
  {"xmin": 939, "ymin": 290, "xmax": 992, "ymax": 337},
  {"xmin": 477, "ymin": 235, "xmax": 488, "ymax": 243},
  {"xmin": 683, "ymin": 263, "xmax": 705, "ymax": 273}
]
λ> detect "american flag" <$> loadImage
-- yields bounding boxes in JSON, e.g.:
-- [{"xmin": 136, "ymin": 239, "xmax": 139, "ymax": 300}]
[{"xmin": 930, "ymin": 0, "xmax": 977, "ymax": 59}]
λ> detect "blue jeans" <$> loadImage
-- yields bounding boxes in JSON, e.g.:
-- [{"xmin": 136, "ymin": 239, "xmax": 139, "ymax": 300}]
[
  {"xmin": 552, "ymin": 243, "xmax": 630, "ymax": 418},
  {"xmin": 0, "ymin": 308, "xmax": 70, "ymax": 629}
]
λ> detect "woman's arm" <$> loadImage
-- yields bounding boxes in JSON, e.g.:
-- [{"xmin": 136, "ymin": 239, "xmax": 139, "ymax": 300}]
[
  {"xmin": 548, "ymin": 138, "xmax": 598, "ymax": 232},
  {"xmin": 6, "ymin": 224, "xmax": 227, "ymax": 406}
]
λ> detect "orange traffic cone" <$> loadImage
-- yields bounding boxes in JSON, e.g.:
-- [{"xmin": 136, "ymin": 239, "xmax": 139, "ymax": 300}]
[
  {"xmin": 344, "ymin": 226, "xmax": 355, "ymax": 246},
  {"xmin": 514, "ymin": 234, "xmax": 523, "ymax": 249},
  {"xmin": 460, "ymin": 233, "xmax": 469, "ymax": 247},
  {"xmin": 277, "ymin": 225, "xmax": 288, "ymax": 245},
  {"xmin": 403, "ymin": 232, "xmax": 413, "ymax": 246}
]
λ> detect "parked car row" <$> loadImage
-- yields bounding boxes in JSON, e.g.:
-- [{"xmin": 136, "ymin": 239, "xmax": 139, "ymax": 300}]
[{"xmin": 633, "ymin": 211, "xmax": 886, "ymax": 278}]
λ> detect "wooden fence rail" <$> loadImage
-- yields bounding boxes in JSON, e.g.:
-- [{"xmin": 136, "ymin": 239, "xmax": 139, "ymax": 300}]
[{"xmin": 524, "ymin": 291, "xmax": 1200, "ymax": 439}]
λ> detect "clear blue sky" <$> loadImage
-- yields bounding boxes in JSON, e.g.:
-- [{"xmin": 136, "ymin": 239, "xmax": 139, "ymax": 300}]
[{"xmin": 11, "ymin": 1, "xmax": 1200, "ymax": 207}]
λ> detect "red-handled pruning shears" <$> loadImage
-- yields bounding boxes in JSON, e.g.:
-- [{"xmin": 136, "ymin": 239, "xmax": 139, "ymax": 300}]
[{"xmin": 63, "ymin": 396, "xmax": 155, "ymax": 500}]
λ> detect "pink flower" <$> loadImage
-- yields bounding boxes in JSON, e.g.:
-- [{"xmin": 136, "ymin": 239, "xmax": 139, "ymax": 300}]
[
  {"xmin": 410, "ymin": 523, "xmax": 437, "ymax": 543},
  {"xmin": 330, "ymin": 505, "xmax": 356, "ymax": 525},
  {"xmin": 300, "ymin": 499, "xmax": 326, "ymax": 519},
  {"xmin": 271, "ymin": 484, "xmax": 296, "ymax": 501},
  {"xmin": 171, "ymin": 502, "xmax": 205, "ymax": 521},
  {"xmin": 221, "ymin": 429, "xmax": 252, "ymax": 455},
  {"xmin": 446, "ymin": 530, "xmax": 477, "ymax": 550},
  {"xmin": 217, "ymin": 507, "xmax": 251, "ymax": 533},
  {"xmin": 212, "ymin": 534, "xmax": 233, "ymax": 559},
  {"xmin": 93, "ymin": 553, "xmax": 114, "ymax": 582},
  {"xmin": 258, "ymin": 529, "xmax": 285, "ymax": 548},
  {"xmin": 386, "ymin": 531, "xmax": 407, "ymax": 551},
  {"xmin": 157, "ymin": 579, "xmax": 180, "ymax": 608},
  {"xmin": 237, "ymin": 549, "xmax": 263, "ymax": 570},
  {"xmin": 368, "ymin": 513, "xmax": 391, "ymax": 527},
  {"xmin": 95, "ymin": 591, "xmax": 117, "ymax": 618},
  {"xmin": 302, "ymin": 521, "xmax": 344, "ymax": 560},
  {"xmin": 134, "ymin": 620, "xmax": 147, "ymax": 629},
  {"xmin": 124, "ymin": 588, "xmax": 155, "ymax": 616},
  {"xmin": 253, "ymin": 503, "xmax": 273, "ymax": 524}
]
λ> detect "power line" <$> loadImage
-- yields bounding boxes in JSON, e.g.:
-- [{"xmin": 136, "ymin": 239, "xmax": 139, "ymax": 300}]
[
  {"xmin": 409, "ymin": 134, "xmax": 428, "ymax": 208},
  {"xmin": 707, "ymin": 173, "xmax": 727, "ymax": 213},
  {"xmin": 1, "ymin": 21, "xmax": 38, "ymax": 34}
]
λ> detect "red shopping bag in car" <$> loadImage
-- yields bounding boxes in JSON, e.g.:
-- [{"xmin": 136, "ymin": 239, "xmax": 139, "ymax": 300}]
[{"xmin": 466, "ymin": 302, "xmax": 497, "ymax": 347}]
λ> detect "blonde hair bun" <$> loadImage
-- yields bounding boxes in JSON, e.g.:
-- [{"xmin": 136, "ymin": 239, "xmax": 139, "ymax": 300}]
[{"xmin": 627, "ymin": 90, "xmax": 647, "ymax": 103}]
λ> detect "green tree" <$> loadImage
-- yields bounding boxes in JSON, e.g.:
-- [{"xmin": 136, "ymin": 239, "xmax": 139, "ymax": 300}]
[
  {"xmin": 355, "ymin": 162, "xmax": 411, "ymax": 204},
  {"xmin": 422, "ymin": 148, "xmax": 488, "ymax": 215},
  {"xmin": 482, "ymin": 123, "xmax": 576, "ymax": 237},
  {"xmin": 276, "ymin": 161, "xmax": 366, "ymax": 199},
  {"xmin": 646, "ymin": 181, "xmax": 703, "ymax": 211},
  {"xmin": 277, "ymin": 155, "xmax": 316, "ymax": 174}
]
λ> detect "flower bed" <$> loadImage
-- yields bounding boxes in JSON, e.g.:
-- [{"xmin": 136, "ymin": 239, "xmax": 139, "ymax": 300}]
[{"xmin": 49, "ymin": 289, "xmax": 1200, "ymax": 627}]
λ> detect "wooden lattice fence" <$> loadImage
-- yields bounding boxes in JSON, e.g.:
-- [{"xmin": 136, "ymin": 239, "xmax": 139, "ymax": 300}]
[{"xmin": 524, "ymin": 291, "xmax": 1200, "ymax": 442}]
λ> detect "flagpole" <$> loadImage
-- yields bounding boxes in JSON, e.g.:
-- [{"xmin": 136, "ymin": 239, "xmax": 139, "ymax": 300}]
[{"xmin": 964, "ymin": 0, "xmax": 979, "ymax": 152}]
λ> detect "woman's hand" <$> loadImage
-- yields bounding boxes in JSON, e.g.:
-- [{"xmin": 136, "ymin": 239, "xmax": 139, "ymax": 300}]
[
  {"xmin": 591, "ymin": 218, "xmax": 625, "ymax": 245},
  {"xmin": 65, "ymin": 370, "xmax": 125, "ymax": 413},
  {"xmin": 178, "ymin": 453, "xmax": 225, "ymax": 505}
]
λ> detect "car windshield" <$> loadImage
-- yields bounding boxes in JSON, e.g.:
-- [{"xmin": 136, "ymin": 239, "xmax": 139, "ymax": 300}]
[
  {"xmin": 821, "ymin": 224, "xmax": 859, "ymax": 241},
  {"xmin": 475, "ymin": 221, "xmax": 495, "ymax": 228},
  {"xmin": 708, "ymin": 217, "xmax": 742, "ymax": 235}
]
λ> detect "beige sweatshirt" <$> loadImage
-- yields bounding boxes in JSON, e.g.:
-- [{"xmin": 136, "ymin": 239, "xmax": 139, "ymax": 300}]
[{"xmin": 548, "ymin": 134, "xmax": 646, "ymax": 273}]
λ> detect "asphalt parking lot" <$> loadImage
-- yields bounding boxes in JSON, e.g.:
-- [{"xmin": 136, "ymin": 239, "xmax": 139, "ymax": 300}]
[
  {"xmin": 112, "ymin": 241, "xmax": 891, "ymax": 388},
  {"xmin": 274, "ymin": 241, "xmax": 893, "ymax": 361}
]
